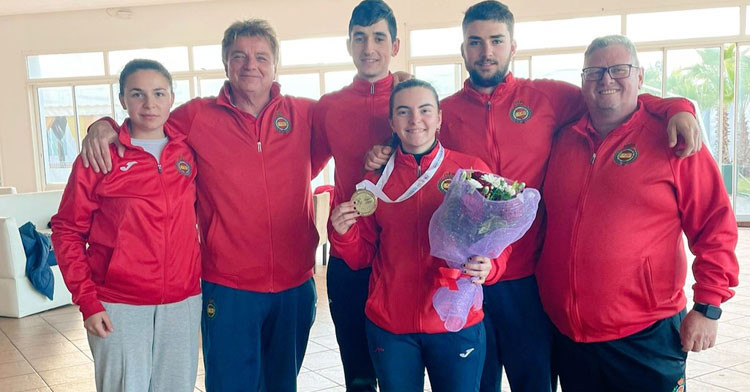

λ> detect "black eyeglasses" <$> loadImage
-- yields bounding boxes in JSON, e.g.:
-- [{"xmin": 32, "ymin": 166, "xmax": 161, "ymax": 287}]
[{"xmin": 581, "ymin": 64, "xmax": 639, "ymax": 81}]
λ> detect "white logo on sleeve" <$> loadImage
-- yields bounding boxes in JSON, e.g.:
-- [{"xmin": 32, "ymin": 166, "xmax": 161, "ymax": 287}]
[
  {"xmin": 120, "ymin": 161, "xmax": 138, "ymax": 171},
  {"xmin": 459, "ymin": 348, "xmax": 475, "ymax": 358}
]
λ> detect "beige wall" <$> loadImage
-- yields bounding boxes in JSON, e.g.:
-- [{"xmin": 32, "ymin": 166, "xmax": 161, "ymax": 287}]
[{"xmin": 0, "ymin": 0, "xmax": 741, "ymax": 192}]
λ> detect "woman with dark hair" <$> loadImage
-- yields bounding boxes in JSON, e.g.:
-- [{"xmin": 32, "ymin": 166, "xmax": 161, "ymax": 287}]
[
  {"xmin": 329, "ymin": 79, "xmax": 510, "ymax": 392},
  {"xmin": 51, "ymin": 59, "xmax": 201, "ymax": 392}
]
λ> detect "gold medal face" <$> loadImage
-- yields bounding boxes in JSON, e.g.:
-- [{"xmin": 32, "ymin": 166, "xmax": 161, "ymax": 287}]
[{"xmin": 351, "ymin": 189, "xmax": 377, "ymax": 216}]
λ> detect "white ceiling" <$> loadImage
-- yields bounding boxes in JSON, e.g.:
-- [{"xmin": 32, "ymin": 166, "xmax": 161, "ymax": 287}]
[{"xmin": 0, "ymin": 0, "xmax": 215, "ymax": 17}]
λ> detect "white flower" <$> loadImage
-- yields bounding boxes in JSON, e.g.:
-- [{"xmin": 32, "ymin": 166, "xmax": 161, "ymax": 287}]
[
  {"xmin": 481, "ymin": 173, "xmax": 505, "ymax": 188},
  {"xmin": 467, "ymin": 178, "xmax": 483, "ymax": 189}
]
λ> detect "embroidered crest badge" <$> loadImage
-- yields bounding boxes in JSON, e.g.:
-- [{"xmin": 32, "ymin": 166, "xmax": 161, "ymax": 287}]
[
  {"xmin": 510, "ymin": 102, "xmax": 532, "ymax": 123},
  {"xmin": 613, "ymin": 144, "xmax": 638, "ymax": 166},
  {"xmin": 206, "ymin": 300, "xmax": 216, "ymax": 319},
  {"xmin": 274, "ymin": 114, "xmax": 291, "ymax": 134},
  {"xmin": 438, "ymin": 172, "xmax": 454, "ymax": 193},
  {"xmin": 176, "ymin": 158, "xmax": 192, "ymax": 176}
]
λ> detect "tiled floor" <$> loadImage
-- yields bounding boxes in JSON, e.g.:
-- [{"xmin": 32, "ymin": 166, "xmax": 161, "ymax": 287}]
[{"xmin": 1, "ymin": 230, "xmax": 750, "ymax": 392}]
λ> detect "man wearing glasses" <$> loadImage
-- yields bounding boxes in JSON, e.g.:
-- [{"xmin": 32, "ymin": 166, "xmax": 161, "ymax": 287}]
[{"xmin": 536, "ymin": 35, "xmax": 739, "ymax": 391}]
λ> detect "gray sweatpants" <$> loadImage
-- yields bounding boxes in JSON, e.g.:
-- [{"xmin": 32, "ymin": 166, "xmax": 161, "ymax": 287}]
[{"xmin": 87, "ymin": 294, "xmax": 201, "ymax": 392}]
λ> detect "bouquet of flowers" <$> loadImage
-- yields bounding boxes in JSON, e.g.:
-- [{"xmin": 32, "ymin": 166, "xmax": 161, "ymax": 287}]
[{"xmin": 429, "ymin": 169, "xmax": 540, "ymax": 331}]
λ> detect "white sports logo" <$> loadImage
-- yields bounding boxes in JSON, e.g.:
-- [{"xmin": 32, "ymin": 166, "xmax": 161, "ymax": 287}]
[
  {"xmin": 459, "ymin": 348, "xmax": 475, "ymax": 358},
  {"xmin": 120, "ymin": 161, "xmax": 138, "ymax": 171}
]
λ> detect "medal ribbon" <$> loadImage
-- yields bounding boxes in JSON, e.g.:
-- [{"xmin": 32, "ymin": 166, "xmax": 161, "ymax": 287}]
[{"xmin": 356, "ymin": 144, "xmax": 445, "ymax": 203}]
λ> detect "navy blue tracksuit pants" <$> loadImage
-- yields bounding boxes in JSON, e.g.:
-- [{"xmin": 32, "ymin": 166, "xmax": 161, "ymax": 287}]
[
  {"xmin": 480, "ymin": 275, "xmax": 556, "ymax": 392},
  {"xmin": 327, "ymin": 256, "xmax": 378, "ymax": 391},
  {"xmin": 201, "ymin": 279, "xmax": 316, "ymax": 392},
  {"xmin": 554, "ymin": 310, "xmax": 687, "ymax": 392},
  {"xmin": 366, "ymin": 319, "xmax": 486, "ymax": 392}
]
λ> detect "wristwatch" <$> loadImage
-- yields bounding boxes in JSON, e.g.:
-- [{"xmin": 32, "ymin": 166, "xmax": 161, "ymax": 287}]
[{"xmin": 693, "ymin": 303, "xmax": 722, "ymax": 320}]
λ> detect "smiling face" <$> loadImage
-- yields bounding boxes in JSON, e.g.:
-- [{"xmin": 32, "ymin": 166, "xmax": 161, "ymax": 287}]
[
  {"xmin": 224, "ymin": 35, "xmax": 276, "ymax": 98},
  {"xmin": 348, "ymin": 19, "xmax": 400, "ymax": 82},
  {"xmin": 461, "ymin": 20, "xmax": 516, "ymax": 92},
  {"xmin": 390, "ymin": 86, "xmax": 442, "ymax": 155},
  {"xmin": 119, "ymin": 69, "xmax": 174, "ymax": 138},
  {"xmin": 582, "ymin": 44, "xmax": 643, "ymax": 125}
]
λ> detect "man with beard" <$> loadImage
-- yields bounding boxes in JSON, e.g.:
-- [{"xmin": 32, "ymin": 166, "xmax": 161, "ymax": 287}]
[{"xmin": 366, "ymin": 1, "xmax": 700, "ymax": 391}]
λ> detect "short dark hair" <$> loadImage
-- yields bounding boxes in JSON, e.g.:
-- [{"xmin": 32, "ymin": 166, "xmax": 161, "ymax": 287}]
[
  {"xmin": 349, "ymin": 0, "xmax": 397, "ymax": 42},
  {"xmin": 118, "ymin": 59, "xmax": 173, "ymax": 95},
  {"xmin": 389, "ymin": 78, "xmax": 440, "ymax": 119},
  {"xmin": 462, "ymin": 0, "xmax": 515, "ymax": 38},
  {"xmin": 222, "ymin": 19, "xmax": 279, "ymax": 66}
]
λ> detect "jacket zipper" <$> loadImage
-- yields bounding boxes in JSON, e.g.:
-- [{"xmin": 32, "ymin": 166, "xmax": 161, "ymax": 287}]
[
  {"xmin": 568, "ymin": 139, "xmax": 600, "ymax": 340},
  {"xmin": 486, "ymin": 101, "xmax": 501, "ymax": 171},
  {"xmin": 416, "ymin": 165, "xmax": 424, "ymax": 332},
  {"xmin": 154, "ymin": 146, "xmax": 170, "ymax": 305}
]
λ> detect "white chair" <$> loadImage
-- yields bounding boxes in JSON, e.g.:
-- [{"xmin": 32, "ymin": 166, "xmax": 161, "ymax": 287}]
[
  {"xmin": 313, "ymin": 191, "xmax": 331, "ymax": 268},
  {"xmin": 0, "ymin": 191, "xmax": 72, "ymax": 318}
]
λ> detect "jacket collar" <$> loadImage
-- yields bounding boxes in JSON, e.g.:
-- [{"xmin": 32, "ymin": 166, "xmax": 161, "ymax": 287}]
[
  {"xmin": 394, "ymin": 140, "xmax": 441, "ymax": 171},
  {"xmin": 216, "ymin": 80, "xmax": 282, "ymax": 115},
  {"xmin": 570, "ymin": 99, "xmax": 647, "ymax": 141},
  {"xmin": 117, "ymin": 119, "xmax": 184, "ymax": 150},
  {"xmin": 459, "ymin": 72, "xmax": 516, "ymax": 104},
  {"xmin": 351, "ymin": 73, "xmax": 394, "ymax": 95}
]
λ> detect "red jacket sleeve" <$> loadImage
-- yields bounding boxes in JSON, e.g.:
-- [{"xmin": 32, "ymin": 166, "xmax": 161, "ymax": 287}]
[
  {"xmin": 640, "ymin": 93, "xmax": 695, "ymax": 121},
  {"xmin": 166, "ymin": 98, "xmax": 205, "ymax": 137},
  {"xmin": 533, "ymin": 79, "xmax": 587, "ymax": 130},
  {"xmin": 311, "ymin": 101, "xmax": 332, "ymax": 178},
  {"xmin": 328, "ymin": 213, "xmax": 380, "ymax": 271},
  {"xmin": 50, "ymin": 156, "xmax": 106, "ymax": 320},
  {"xmin": 670, "ymin": 147, "xmax": 739, "ymax": 306}
]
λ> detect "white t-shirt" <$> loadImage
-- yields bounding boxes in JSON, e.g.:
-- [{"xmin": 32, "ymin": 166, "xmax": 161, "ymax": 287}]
[{"xmin": 131, "ymin": 137, "xmax": 169, "ymax": 163}]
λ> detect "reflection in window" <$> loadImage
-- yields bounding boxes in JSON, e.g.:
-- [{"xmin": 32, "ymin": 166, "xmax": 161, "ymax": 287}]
[
  {"xmin": 324, "ymin": 70, "xmax": 357, "ymax": 94},
  {"xmin": 38, "ymin": 87, "xmax": 77, "ymax": 184},
  {"xmin": 27, "ymin": 53, "xmax": 105, "ymax": 79},
  {"xmin": 75, "ymin": 85, "xmax": 113, "ymax": 144},
  {"xmin": 627, "ymin": 7, "xmax": 739, "ymax": 42},
  {"xmin": 280, "ymin": 37, "xmax": 350, "ymax": 66},
  {"xmin": 515, "ymin": 16, "xmax": 620, "ymax": 51},
  {"xmin": 638, "ymin": 51, "xmax": 663, "ymax": 95},
  {"xmin": 414, "ymin": 64, "xmax": 460, "ymax": 99},
  {"xmin": 194, "ymin": 45, "xmax": 223, "ymax": 71},
  {"xmin": 279, "ymin": 73, "xmax": 321, "ymax": 99},
  {"xmin": 531, "ymin": 54, "xmax": 582, "ymax": 86},
  {"xmin": 109, "ymin": 47, "xmax": 190, "ymax": 74},
  {"xmin": 410, "ymin": 27, "xmax": 462, "ymax": 57}
]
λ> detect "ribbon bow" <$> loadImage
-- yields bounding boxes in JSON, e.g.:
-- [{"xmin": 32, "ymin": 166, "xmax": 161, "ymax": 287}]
[{"xmin": 437, "ymin": 267, "xmax": 469, "ymax": 291}]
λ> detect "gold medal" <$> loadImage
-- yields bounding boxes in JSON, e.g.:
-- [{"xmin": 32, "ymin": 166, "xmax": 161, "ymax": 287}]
[{"xmin": 351, "ymin": 189, "xmax": 377, "ymax": 216}]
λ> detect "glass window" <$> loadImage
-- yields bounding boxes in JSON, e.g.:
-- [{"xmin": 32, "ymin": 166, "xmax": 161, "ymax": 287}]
[
  {"xmin": 665, "ymin": 48, "xmax": 722, "ymax": 162},
  {"xmin": 193, "ymin": 45, "xmax": 223, "ymax": 71},
  {"xmin": 74, "ymin": 85, "xmax": 113, "ymax": 144},
  {"xmin": 410, "ymin": 27, "xmax": 462, "ymax": 57},
  {"xmin": 627, "ymin": 7, "xmax": 740, "ymax": 42},
  {"xmin": 639, "ymin": 51, "xmax": 663, "ymax": 95},
  {"xmin": 27, "ymin": 52, "xmax": 105, "ymax": 79},
  {"xmin": 109, "ymin": 47, "xmax": 190, "ymax": 75},
  {"xmin": 38, "ymin": 87, "xmax": 77, "ymax": 184},
  {"xmin": 414, "ymin": 64, "xmax": 461, "ymax": 99},
  {"xmin": 531, "ymin": 54, "xmax": 582, "ymax": 86},
  {"xmin": 736, "ymin": 45, "xmax": 750, "ymax": 216},
  {"xmin": 515, "ymin": 16, "xmax": 620, "ymax": 50},
  {"xmin": 324, "ymin": 70, "xmax": 357, "ymax": 94},
  {"xmin": 513, "ymin": 59, "xmax": 530, "ymax": 79},
  {"xmin": 280, "ymin": 36, "xmax": 350, "ymax": 66},
  {"xmin": 198, "ymin": 78, "xmax": 225, "ymax": 97},
  {"xmin": 278, "ymin": 73, "xmax": 321, "ymax": 99}
]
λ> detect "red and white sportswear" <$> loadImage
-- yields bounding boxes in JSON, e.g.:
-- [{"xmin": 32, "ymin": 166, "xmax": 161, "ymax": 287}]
[
  {"xmin": 52, "ymin": 122, "xmax": 200, "ymax": 320},
  {"xmin": 329, "ymin": 145, "xmax": 511, "ymax": 334},
  {"xmin": 537, "ymin": 100, "xmax": 739, "ymax": 343}
]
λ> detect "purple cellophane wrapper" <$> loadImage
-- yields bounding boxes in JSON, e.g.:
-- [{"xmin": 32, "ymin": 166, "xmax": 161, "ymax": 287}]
[{"xmin": 429, "ymin": 169, "xmax": 540, "ymax": 331}]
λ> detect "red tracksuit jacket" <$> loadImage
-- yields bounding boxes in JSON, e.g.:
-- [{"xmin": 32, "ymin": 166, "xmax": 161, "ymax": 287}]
[
  {"xmin": 311, "ymin": 74, "xmax": 394, "ymax": 259},
  {"xmin": 537, "ymin": 101, "xmax": 739, "ymax": 343},
  {"xmin": 51, "ymin": 122, "xmax": 201, "ymax": 320},
  {"xmin": 329, "ymin": 145, "xmax": 511, "ymax": 334},
  {"xmin": 439, "ymin": 74, "xmax": 694, "ymax": 281},
  {"xmin": 167, "ymin": 82, "xmax": 320, "ymax": 293}
]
